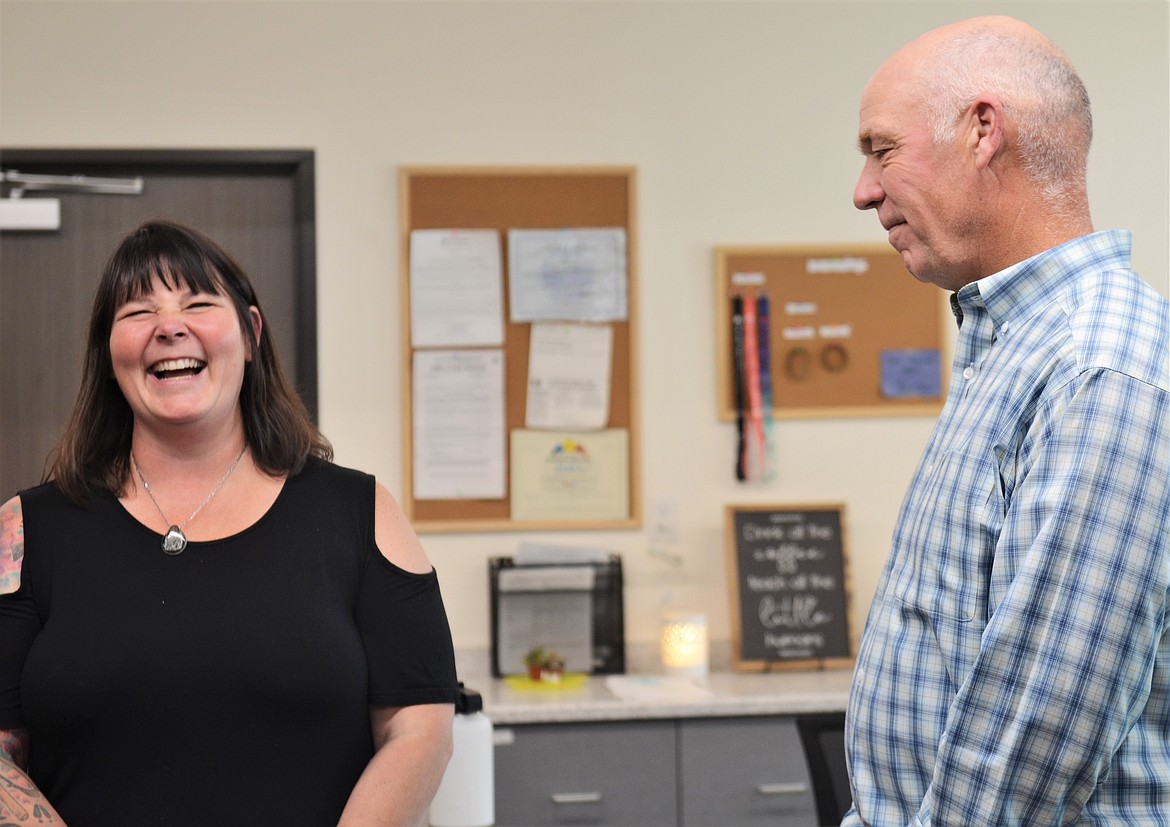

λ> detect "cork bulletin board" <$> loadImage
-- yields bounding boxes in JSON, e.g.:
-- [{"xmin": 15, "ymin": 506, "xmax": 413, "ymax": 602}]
[
  {"xmin": 715, "ymin": 244, "xmax": 947, "ymax": 420},
  {"xmin": 399, "ymin": 166, "xmax": 640, "ymax": 533}
]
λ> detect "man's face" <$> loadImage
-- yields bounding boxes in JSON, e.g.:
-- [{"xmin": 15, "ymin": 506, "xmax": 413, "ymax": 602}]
[{"xmin": 854, "ymin": 63, "xmax": 982, "ymax": 291}]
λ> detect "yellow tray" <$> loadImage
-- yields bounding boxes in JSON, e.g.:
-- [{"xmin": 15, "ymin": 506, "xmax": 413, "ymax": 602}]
[{"xmin": 503, "ymin": 673, "xmax": 589, "ymax": 692}]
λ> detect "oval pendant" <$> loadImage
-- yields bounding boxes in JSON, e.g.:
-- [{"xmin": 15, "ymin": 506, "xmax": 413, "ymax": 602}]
[{"xmin": 162, "ymin": 526, "xmax": 188, "ymax": 555}]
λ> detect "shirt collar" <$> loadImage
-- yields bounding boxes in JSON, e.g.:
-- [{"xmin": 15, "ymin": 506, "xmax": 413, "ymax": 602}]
[{"xmin": 952, "ymin": 230, "xmax": 1133, "ymax": 331}]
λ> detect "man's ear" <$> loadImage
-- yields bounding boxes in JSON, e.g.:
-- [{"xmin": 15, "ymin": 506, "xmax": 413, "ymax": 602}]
[{"xmin": 968, "ymin": 95, "xmax": 1005, "ymax": 169}]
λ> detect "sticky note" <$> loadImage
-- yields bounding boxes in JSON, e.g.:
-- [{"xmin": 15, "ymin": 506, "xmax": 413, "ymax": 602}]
[{"xmin": 880, "ymin": 349, "xmax": 942, "ymax": 399}]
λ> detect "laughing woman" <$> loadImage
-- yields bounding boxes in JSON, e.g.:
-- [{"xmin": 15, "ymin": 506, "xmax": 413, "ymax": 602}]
[{"xmin": 0, "ymin": 220, "xmax": 459, "ymax": 825}]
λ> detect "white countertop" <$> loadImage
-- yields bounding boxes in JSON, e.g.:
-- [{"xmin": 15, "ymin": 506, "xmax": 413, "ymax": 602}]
[{"xmin": 462, "ymin": 668, "xmax": 853, "ymax": 725}]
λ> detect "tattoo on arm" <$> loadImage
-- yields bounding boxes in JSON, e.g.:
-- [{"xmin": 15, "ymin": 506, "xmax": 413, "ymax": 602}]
[
  {"xmin": 0, "ymin": 731, "xmax": 28, "ymax": 771},
  {"xmin": 1, "ymin": 729, "xmax": 59, "ymax": 823},
  {"xmin": 0, "ymin": 498, "xmax": 25, "ymax": 595}
]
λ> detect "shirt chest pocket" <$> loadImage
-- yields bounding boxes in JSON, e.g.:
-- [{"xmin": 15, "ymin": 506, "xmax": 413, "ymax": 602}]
[{"xmin": 890, "ymin": 452, "xmax": 1004, "ymax": 623}]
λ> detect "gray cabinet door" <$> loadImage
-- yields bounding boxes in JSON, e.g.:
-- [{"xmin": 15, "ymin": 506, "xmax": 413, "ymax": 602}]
[
  {"xmin": 494, "ymin": 720, "xmax": 677, "ymax": 826},
  {"xmin": 679, "ymin": 716, "xmax": 817, "ymax": 826}
]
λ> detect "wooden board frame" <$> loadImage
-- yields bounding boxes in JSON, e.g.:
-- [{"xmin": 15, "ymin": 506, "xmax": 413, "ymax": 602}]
[
  {"xmin": 716, "ymin": 244, "xmax": 948, "ymax": 420},
  {"xmin": 724, "ymin": 503, "xmax": 854, "ymax": 672},
  {"xmin": 399, "ymin": 165, "xmax": 641, "ymax": 533}
]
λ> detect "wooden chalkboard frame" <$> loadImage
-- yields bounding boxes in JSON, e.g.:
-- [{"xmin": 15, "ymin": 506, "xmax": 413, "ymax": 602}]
[
  {"xmin": 715, "ymin": 244, "xmax": 948, "ymax": 420},
  {"xmin": 399, "ymin": 165, "xmax": 641, "ymax": 533},
  {"xmin": 724, "ymin": 503, "xmax": 854, "ymax": 672}
]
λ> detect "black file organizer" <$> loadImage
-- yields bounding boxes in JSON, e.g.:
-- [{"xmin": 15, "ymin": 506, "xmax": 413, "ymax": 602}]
[{"xmin": 489, "ymin": 555, "xmax": 626, "ymax": 678}]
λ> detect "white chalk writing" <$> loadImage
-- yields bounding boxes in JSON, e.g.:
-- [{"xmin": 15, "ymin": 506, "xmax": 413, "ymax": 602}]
[{"xmin": 758, "ymin": 594, "xmax": 831, "ymax": 630}]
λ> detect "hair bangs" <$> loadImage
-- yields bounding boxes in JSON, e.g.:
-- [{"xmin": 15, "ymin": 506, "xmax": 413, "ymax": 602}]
[{"xmin": 108, "ymin": 229, "xmax": 229, "ymax": 310}]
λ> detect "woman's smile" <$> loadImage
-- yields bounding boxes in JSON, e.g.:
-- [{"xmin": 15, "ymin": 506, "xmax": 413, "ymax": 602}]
[{"xmin": 148, "ymin": 357, "xmax": 208, "ymax": 381}]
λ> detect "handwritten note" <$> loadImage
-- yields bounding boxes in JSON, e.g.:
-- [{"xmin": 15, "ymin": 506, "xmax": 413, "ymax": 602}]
[
  {"xmin": 507, "ymin": 228, "xmax": 628, "ymax": 322},
  {"xmin": 880, "ymin": 348, "xmax": 942, "ymax": 399}
]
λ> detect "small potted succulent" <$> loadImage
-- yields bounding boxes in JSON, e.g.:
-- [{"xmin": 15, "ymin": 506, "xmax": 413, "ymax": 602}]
[{"xmin": 523, "ymin": 647, "xmax": 548, "ymax": 681}]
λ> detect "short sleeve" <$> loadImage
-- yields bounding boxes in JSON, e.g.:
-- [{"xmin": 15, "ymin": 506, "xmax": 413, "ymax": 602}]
[
  {"xmin": 355, "ymin": 556, "xmax": 459, "ymax": 708},
  {"xmin": 0, "ymin": 581, "xmax": 41, "ymax": 730}
]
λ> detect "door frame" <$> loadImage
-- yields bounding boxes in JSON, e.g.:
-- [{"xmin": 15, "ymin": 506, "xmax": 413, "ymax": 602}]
[{"xmin": 0, "ymin": 147, "xmax": 319, "ymax": 418}]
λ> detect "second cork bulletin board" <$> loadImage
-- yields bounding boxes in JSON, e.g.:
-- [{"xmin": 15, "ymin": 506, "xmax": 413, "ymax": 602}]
[{"xmin": 716, "ymin": 244, "xmax": 947, "ymax": 420}]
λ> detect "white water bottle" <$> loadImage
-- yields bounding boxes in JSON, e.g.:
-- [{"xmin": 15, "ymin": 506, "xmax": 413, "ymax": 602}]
[{"xmin": 429, "ymin": 685, "xmax": 494, "ymax": 827}]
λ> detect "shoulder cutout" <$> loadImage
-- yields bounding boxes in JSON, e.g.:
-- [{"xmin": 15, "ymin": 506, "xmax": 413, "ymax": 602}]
[
  {"xmin": 373, "ymin": 482, "xmax": 433, "ymax": 575},
  {"xmin": 0, "ymin": 497, "xmax": 25, "ymax": 595}
]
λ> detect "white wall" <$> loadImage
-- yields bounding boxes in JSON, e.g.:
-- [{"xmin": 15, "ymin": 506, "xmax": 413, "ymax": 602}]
[{"xmin": 3, "ymin": 0, "xmax": 1166, "ymax": 661}]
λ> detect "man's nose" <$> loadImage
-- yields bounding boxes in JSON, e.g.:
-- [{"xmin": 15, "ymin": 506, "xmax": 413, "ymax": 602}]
[{"xmin": 853, "ymin": 162, "xmax": 883, "ymax": 211}]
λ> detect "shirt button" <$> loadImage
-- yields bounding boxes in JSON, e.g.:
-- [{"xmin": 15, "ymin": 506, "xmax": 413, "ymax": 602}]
[{"xmin": 963, "ymin": 366, "xmax": 975, "ymax": 380}]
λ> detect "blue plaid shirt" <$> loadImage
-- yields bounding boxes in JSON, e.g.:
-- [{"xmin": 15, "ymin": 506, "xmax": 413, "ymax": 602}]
[{"xmin": 844, "ymin": 231, "xmax": 1170, "ymax": 826}]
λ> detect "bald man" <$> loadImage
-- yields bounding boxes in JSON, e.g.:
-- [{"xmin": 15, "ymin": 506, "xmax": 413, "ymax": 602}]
[{"xmin": 844, "ymin": 16, "xmax": 1169, "ymax": 825}]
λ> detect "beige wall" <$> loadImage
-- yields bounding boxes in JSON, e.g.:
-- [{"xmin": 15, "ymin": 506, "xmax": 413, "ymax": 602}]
[{"xmin": 3, "ymin": 1, "xmax": 1167, "ymax": 659}]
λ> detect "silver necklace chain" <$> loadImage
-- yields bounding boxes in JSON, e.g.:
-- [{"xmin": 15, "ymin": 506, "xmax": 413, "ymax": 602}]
[{"xmin": 131, "ymin": 446, "xmax": 247, "ymax": 555}]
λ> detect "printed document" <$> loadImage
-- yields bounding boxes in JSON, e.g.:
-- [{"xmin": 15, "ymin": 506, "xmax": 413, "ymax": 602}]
[
  {"xmin": 412, "ymin": 349, "xmax": 506, "ymax": 499},
  {"xmin": 409, "ymin": 229, "xmax": 504, "ymax": 347},
  {"xmin": 525, "ymin": 322, "xmax": 613, "ymax": 430}
]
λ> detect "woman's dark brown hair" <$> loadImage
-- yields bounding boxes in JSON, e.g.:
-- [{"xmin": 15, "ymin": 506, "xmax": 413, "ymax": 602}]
[{"xmin": 48, "ymin": 220, "xmax": 331, "ymax": 503}]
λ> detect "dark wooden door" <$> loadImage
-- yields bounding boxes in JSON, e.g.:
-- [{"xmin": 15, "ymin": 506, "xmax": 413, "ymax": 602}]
[{"xmin": 0, "ymin": 149, "xmax": 317, "ymax": 499}]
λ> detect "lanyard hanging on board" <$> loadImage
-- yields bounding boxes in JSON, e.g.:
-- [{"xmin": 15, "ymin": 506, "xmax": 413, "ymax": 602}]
[
  {"xmin": 741, "ymin": 294, "xmax": 766, "ymax": 482},
  {"xmin": 730, "ymin": 294, "xmax": 747, "ymax": 481},
  {"xmin": 756, "ymin": 294, "xmax": 775, "ymax": 481}
]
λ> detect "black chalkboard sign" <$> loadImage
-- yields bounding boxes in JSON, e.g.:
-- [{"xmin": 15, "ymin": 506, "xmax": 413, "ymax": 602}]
[{"xmin": 724, "ymin": 504, "xmax": 853, "ymax": 671}]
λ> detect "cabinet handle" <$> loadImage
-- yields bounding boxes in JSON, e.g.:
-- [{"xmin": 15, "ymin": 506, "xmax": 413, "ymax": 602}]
[
  {"xmin": 756, "ymin": 782, "xmax": 810, "ymax": 796},
  {"xmin": 551, "ymin": 792, "xmax": 603, "ymax": 805}
]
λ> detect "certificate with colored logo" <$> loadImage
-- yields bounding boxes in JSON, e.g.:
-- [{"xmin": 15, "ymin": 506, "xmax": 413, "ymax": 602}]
[{"xmin": 510, "ymin": 429, "xmax": 629, "ymax": 522}]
